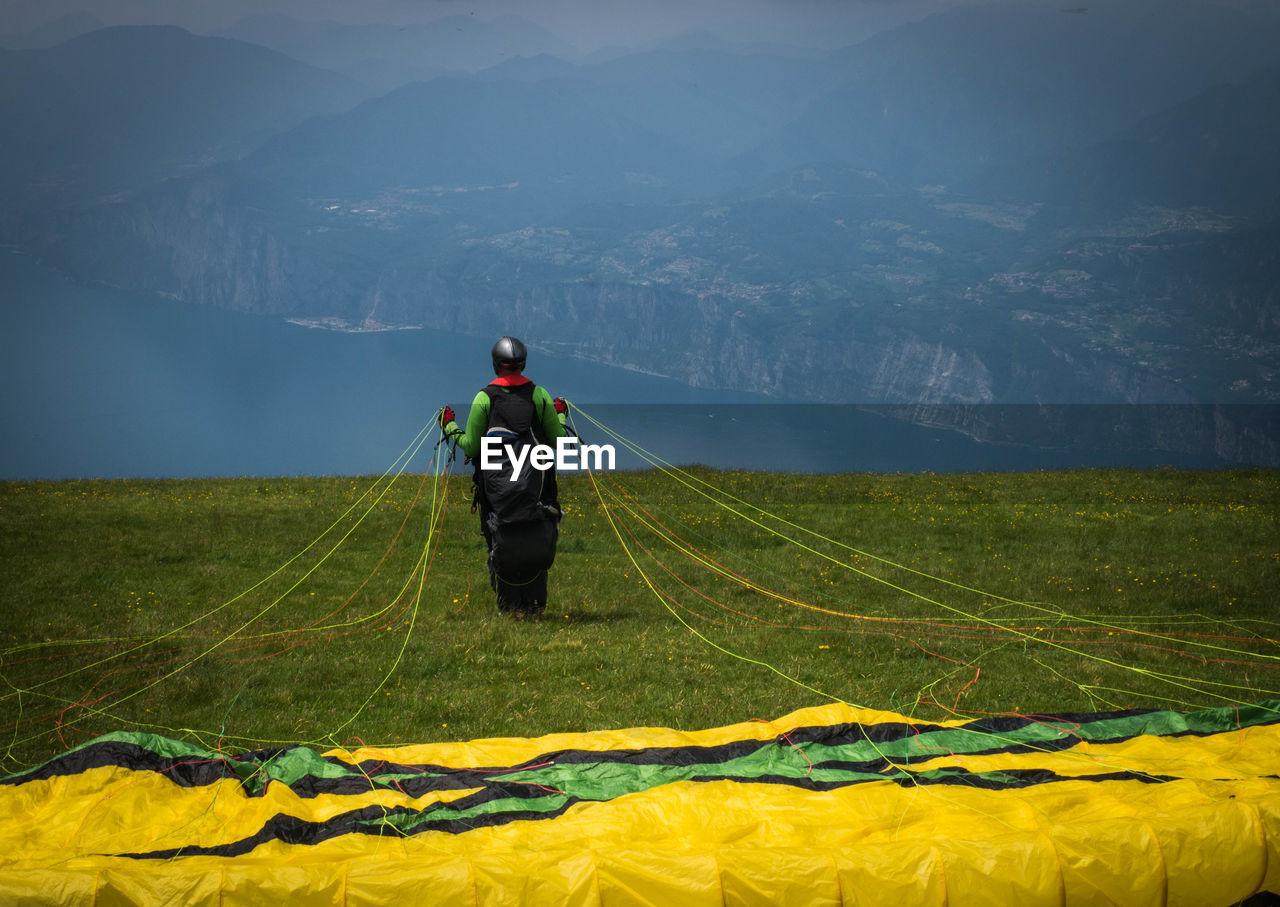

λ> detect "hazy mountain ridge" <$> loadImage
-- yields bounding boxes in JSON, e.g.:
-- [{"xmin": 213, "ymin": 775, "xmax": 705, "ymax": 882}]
[
  {"xmin": 212, "ymin": 13, "xmax": 582, "ymax": 94},
  {"xmin": 241, "ymin": 74, "xmax": 713, "ymax": 201},
  {"xmin": 6, "ymin": 1, "xmax": 1280, "ymax": 408},
  {"xmin": 1026, "ymin": 63, "xmax": 1280, "ymax": 218},
  {"xmin": 0, "ymin": 25, "xmax": 365, "ymax": 208},
  {"xmin": 765, "ymin": 1, "xmax": 1280, "ymax": 188},
  {"xmin": 0, "ymin": 10, "xmax": 103, "ymax": 48}
]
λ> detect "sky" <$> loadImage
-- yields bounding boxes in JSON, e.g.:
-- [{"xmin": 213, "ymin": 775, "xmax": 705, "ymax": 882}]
[{"xmin": 0, "ymin": 0, "xmax": 966, "ymax": 51}]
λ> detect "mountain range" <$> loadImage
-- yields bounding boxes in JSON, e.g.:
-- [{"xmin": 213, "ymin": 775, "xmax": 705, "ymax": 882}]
[
  {"xmin": 0, "ymin": 25, "xmax": 363, "ymax": 208},
  {"xmin": 3, "ymin": 0, "xmax": 1279, "ymax": 413},
  {"xmin": 212, "ymin": 14, "xmax": 581, "ymax": 95}
]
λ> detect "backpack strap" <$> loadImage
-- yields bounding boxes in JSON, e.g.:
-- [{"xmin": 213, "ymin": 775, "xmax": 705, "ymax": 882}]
[{"xmin": 482, "ymin": 381, "xmax": 549, "ymax": 445}]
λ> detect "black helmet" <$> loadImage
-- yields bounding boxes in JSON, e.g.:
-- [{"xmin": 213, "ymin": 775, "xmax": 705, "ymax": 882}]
[{"xmin": 491, "ymin": 335, "xmax": 527, "ymax": 374}]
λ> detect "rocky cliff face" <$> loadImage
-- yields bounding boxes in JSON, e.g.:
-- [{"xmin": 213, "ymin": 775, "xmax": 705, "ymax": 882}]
[
  {"xmin": 31, "ymin": 175, "xmax": 354, "ymax": 319},
  {"xmin": 312, "ymin": 269, "xmax": 1007, "ymax": 404},
  {"xmin": 27, "ymin": 190, "xmax": 1008, "ymax": 404},
  {"xmin": 19, "ymin": 198, "xmax": 1179, "ymax": 409}
]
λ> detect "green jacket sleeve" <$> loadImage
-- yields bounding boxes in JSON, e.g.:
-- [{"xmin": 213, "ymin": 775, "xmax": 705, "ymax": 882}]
[
  {"xmin": 532, "ymin": 385, "xmax": 566, "ymax": 444},
  {"xmin": 455, "ymin": 390, "xmax": 491, "ymax": 460}
]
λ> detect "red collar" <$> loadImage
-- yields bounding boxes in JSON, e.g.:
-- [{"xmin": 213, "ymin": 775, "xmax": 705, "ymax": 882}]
[{"xmin": 489, "ymin": 374, "xmax": 531, "ymax": 387}]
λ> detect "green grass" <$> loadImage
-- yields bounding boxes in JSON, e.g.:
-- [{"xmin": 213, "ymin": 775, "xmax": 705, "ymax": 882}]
[{"xmin": 2, "ymin": 467, "xmax": 1277, "ymax": 773}]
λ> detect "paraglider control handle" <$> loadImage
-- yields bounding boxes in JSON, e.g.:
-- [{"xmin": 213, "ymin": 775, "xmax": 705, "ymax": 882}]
[
  {"xmin": 553, "ymin": 397, "xmax": 572, "ymax": 432},
  {"xmin": 437, "ymin": 405, "xmax": 463, "ymax": 442}
]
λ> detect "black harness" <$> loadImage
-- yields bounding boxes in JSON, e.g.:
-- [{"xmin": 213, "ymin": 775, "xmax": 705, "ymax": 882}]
[
  {"xmin": 471, "ymin": 381, "xmax": 558, "ymax": 523},
  {"xmin": 471, "ymin": 380, "xmax": 561, "ymax": 590},
  {"xmin": 481, "ymin": 381, "xmax": 550, "ymax": 445}
]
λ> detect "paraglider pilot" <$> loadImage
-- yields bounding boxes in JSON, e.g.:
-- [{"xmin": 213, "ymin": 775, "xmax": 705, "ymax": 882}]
[{"xmin": 439, "ymin": 336, "xmax": 568, "ymax": 618}]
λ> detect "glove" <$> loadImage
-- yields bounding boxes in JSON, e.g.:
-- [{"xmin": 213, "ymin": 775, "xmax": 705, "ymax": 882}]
[
  {"xmin": 553, "ymin": 397, "xmax": 568, "ymax": 425},
  {"xmin": 438, "ymin": 406, "xmax": 463, "ymax": 440}
]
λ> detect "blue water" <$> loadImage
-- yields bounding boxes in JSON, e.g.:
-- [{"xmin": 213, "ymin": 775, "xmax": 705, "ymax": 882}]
[
  {"xmin": 573, "ymin": 403, "xmax": 1273, "ymax": 473},
  {"xmin": 0, "ymin": 253, "xmax": 756, "ymax": 478},
  {"xmin": 1, "ymin": 253, "xmax": 1273, "ymax": 478}
]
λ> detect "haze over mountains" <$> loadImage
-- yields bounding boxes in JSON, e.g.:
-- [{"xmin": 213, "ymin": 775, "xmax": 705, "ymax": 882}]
[
  {"xmin": 3, "ymin": 0, "xmax": 1279, "ymax": 416},
  {"xmin": 0, "ymin": 25, "xmax": 363, "ymax": 206},
  {"xmin": 213, "ymin": 14, "xmax": 581, "ymax": 95}
]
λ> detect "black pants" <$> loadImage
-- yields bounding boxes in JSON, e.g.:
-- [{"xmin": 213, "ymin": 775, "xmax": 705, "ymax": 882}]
[
  {"xmin": 490, "ymin": 556, "xmax": 548, "ymax": 615},
  {"xmin": 482, "ymin": 517, "xmax": 558, "ymax": 614},
  {"xmin": 477, "ymin": 493, "xmax": 559, "ymax": 615}
]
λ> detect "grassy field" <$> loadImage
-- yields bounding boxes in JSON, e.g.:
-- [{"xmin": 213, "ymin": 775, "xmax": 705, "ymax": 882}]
[{"xmin": 1, "ymin": 464, "xmax": 1277, "ymax": 772}]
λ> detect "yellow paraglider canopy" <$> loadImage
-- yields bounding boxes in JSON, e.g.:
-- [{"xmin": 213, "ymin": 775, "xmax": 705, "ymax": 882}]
[{"xmin": 3, "ymin": 700, "xmax": 1279, "ymax": 905}]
